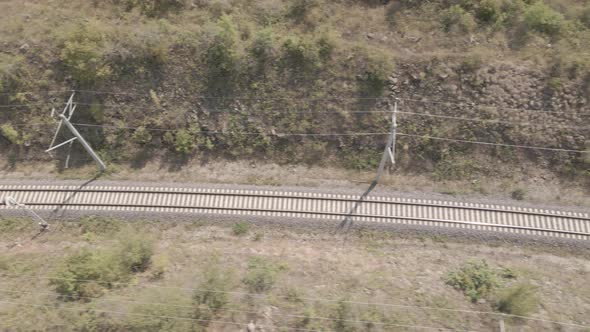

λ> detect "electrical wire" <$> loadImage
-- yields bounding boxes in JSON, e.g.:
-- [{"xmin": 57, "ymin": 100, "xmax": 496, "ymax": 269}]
[
  {"xmin": 4, "ymin": 277, "xmax": 588, "ymax": 329},
  {"xmin": 396, "ymin": 133, "xmax": 588, "ymax": 153},
  {"xmin": 0, "ymin": 300, "xmax": 322, "ymax": 332},
  {"xmin": 0, "ymin": 288, "xmax": 467, "ymax": 331},
  {"xmin": 1, "ymin": 90, "xmax": 588, "ymax": 117}
]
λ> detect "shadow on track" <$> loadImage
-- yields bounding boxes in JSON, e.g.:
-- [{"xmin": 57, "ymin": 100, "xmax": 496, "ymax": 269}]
[{"xmin": 338, "ymin": 179, "xmax": 378, "ymax": 232}]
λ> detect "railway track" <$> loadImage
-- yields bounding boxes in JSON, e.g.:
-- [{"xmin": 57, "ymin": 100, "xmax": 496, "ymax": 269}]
[{"xmin": 0, "ymin": 184, "xmax": 589, "ymax": 239}]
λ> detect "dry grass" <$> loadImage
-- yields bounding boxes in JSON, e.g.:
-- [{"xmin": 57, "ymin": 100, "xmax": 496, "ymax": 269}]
[{"xmin": 0, "ymin": 217, "xmax": 589, "ymax": 331}]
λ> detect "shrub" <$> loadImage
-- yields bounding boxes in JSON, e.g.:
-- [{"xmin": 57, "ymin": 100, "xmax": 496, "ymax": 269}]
[
  {"xmin": 123, "ymin": 0, "xmax": 186, "ymax": 17},
  {"xmin": 242, "ymin": 257, "xmax": 287, "ymax": 293},
  {"xmin": 496, "ymin": 283, "xmax": 539, "ymax": 315},
  {"xmin": 0, "ymin": 54, "xmax": 25, "ymax": 93},
  {"xmin": 173, "ymin": 129, "xmax": 195, "ymax": 155},
  {"xmin": 524, "ymin": 3, "xmax": 565, "ymax": 36},
  {"xmin": 288, "ymin": 0, "xmax": 318, "ymax": 21},
  {"xmin": 79, "ymin": 216, "xmax": 122, "ymax": 236},
  {"xmin": 333, "ymin": 299, "xmax": 356, "ymax": 332},
  {"xmin": 250, "ymin": 28, "xmax": 276, "ymax": 64},
  {"xmin": 51, "ymin": 231, "xmax": 155, "ymax": 300},
  {"xmin": 58, "ymin": 22, "xmax": 112, "ymax": 85},
  {"xmin": 442, "ymin": 5, "xmax": 477, "ymax": 32},
  {"xmin": 358, "ymin": 49, "xmax": 395, "ymax": 97},
  {"xmin": 316, "ymin": 31, "xmax": 337, "ymax": 61},
  {"xmin": 125, "ymin": 290, "xmax": 193, "ymax": 331},
  {"xmin": 446, "ymin": 260, "xmax": 498, "ymax": 302},
  {"xmin": 205, "ymin": 15, "xmax": 239, "ymax": 91},
  {"xmin": 149, "ymin": 254, "xmax": 169, "ymax": 280},
  {"xmin": 282, "ymin": 36, "xmax": 320, "ymax": 71},
  {"xmin": 475, "ymin": 0, "xmax": 502, "ymax": 24},
  {"xmin": 511, "ymin": 188, "xmax": 526, "ymax": 200},
  {"xmin": 194, "ymin": 265, "xmax": 231, "ymax": 312},
  {"xmin": 0, "ymin": 124, "xmax": 21, "ymax": 145},
  {"xmin": 132, "ymin": 126, "xmax": 153, "ymax": 145},
  {"xmin": 50, "ymin": 249, "xmax": 127, "ymax": 300},
  {"xmin": 232, "ymin": 222, "xmax": 250, "ymax": 236},
  {"xmin": 581, "ymin": 7, "xmax": 590, "ymax": 29},
  {"xmin": 117, "ymin": 231, "xmax": 155, "ymax": 272}
]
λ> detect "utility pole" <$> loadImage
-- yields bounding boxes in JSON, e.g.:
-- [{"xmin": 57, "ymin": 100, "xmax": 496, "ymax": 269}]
[
  {"xmin": 4, "ymin": 196, "xmax": 49, "ymax": 231},
  {"xmin": 46, "ymin": 92, "xmax": 106, "ymax": 172},
  {"xmin": 375, "ymin": 98, "xmax": 398, "ymax": 183}
]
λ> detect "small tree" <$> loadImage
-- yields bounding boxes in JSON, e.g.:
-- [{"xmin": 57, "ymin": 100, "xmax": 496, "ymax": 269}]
[{"xmin": 524, "ymin": 3, "xmax": 564, "ymax": 36}]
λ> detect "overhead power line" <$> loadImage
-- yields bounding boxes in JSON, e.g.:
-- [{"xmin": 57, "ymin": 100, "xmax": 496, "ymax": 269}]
[
  {"xmin": 0, "ymin": 300, "xmax": 321, "ymax": 332},
  {"xmin": 0, "ymin": 123, "xmax": 587, "ymax": 154},
  {"xmin": 0, "ymin": 288, "xmax": 465, "ymax": 331},
  {"xmin": 4, "ymin": 276, "xmax": 588, "ymax": 329},
  {"xmin": 1, "ymin": 89, "xmax": 588, "ymax": 117}
]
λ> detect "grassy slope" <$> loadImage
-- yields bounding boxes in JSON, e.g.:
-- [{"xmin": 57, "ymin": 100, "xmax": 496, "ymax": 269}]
[
  {"xmin": 0, "ymin": 0, "xmax": 588, "ymax": 184},
  {"xmin": 0, "ymin": 217, "xmax": 589, "ymax": 331}
]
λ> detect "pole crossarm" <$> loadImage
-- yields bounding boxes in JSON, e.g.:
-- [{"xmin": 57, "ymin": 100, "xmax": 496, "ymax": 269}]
[{"xmin": 46, "ymin": 92, "xmax": 106, "ymax": 172}]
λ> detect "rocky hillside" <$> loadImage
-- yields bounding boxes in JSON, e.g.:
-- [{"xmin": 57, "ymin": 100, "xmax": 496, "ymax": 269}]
[{"xmin": 0, "ymin": 0, "xmax": 588, "ymax": 184}]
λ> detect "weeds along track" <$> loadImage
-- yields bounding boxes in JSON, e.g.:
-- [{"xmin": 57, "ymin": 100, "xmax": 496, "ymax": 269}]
[{"xmin": 0, "ymin": 185, "xmax": 588, "ymax": 239}]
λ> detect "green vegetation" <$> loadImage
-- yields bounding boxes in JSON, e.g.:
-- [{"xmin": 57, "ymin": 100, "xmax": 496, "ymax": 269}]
[
  {"xmin": 0, "ymin": 124, "xmax": 22, "ymax": 145},
  {"xmin": 495, "ymin": 283, "xmax": 539, "ymax": 316},
  {"xmin": 0, "ymin": 0, "xmax": 587, "ymax": 184},
  {"xmin": 524, "ymin": 3, "xmax": 565, "ymax": 36},
  {"xmin": 511, "ymin": 188, "xmax": 526, "ymax": 200},
  {"xmin": 50, "ymin": 231, "xmax": 154, "ymax": 300},
  {"xmin": 0, "ymin": 217, "xmax": 584, "ymax": 331},
  {"xmin": 232, "ymin": 222, "xmax": 250, "ymax": 236},
  {"xmin": 446, "ymin": 260, "xmax": 498, "ymax": 302},
  {"xmin": 242, "ymin": 257, "xmax": 287, "ymax": 293},
  {"xmin": 57, "ymin": 22, "xmax": 112, "ymax": 85},
  {"xmin": 442, "ymin": 5, "xmax": 477, "ymax": 32}
]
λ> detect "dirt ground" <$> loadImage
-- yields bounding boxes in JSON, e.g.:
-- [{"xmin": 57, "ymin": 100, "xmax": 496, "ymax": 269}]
[
  {"xmin": 1, "ymin": 159, "xmax": 589, "ymax": 209},
  {"xmin": 0, "ymin": 217, "xmax": 589, "ymax": 331}
]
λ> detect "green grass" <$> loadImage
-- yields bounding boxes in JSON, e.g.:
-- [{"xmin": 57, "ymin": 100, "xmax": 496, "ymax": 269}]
[{"xmin": 496, "ymin": 283, "xmax": 540, "ymax": 316}]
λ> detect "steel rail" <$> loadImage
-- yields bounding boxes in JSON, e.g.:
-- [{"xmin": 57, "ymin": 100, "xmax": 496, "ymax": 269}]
[
  {"xmin": 1, "ymin": 185, "xmax": 588, "ymax": 239},
  {"xmin": 2, "ymin": 187, "xmax": 587, "ymax": 221},
  {"xmin": 13, "ymin": 201, "xmax": 590, "ymax": 236}
]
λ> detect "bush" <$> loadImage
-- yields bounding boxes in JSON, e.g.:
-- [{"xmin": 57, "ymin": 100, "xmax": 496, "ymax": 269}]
[
  {"xmin": 125, "ymin": 290, "xmax": 193, "ymax": 331},
  {"xmin": 194, "ymin": 265, "xmax": 231, "ymax": 312},
  {"xmin": 132, "ymin": 126, "xmax": 153, "ymax": 145},
  {"xmin": 250, "ymin": 28, "xmax": 276, "ymax": 64},
  {"xmin": 446, "ymin": 260, "xmax": 498, "ymax": 302},
  {"xmin": 580, "ymin": 7, "xmax": 590, "ymax": 29},
  {"xmin": 0, "ymin": 124, "xmax": 22, "ymax": 145},
  {"xmin": 511, "ymin": 188, "xmax": 526, "ymax": 200},
  {"xmin": 496, "ymin": 283, "xmax": 539, "ymax": 316},
  {"xmin": 333, "ymin": 299, "xmax": 356, "ymax": 332},
  {"xmin": 51, "ymin": 231, "xmax": 154, "ymax": 300},
  {"xmin": 123, "ymin": 0, "xmax": 186, "ymax": 17},
  {"xmin": 173, "ymin": 129, "xmax": 195, "ymax": 156},
  {"xmin": 282, "ymin": 36, "xmax": 321, "ymax": 71},
  {"xmin": 117, "ymin": 231, "xmax": 155, "ymax": 272},
  {"xmin": 475, "ymin": 0, "xmax": 502, "ymax": 24},
  {"xmin": 442, "ymin": 5, "xmax": 477, "ymax": 32},
  {"xmin": 358, "ymin": 48, "xmax": 395, "ymax": 97},
  {"xmin": 193, "ymin": 264, "xmax": 232, "ymax": 327},
  {"xmin": 0, "ymin": 54, "xmax": 25, "ymax": 93},
  {"xmin": 50, "ymin": 249, "xmax": 127, "ymax": 300},
  {"xmin": 205, "ymin": 15, "xmax": 239, "ymax": 91},
  {"xmin": 58, "ymin": 22, "xmax": 112, "ymax": 85},
  {"xmin": 78, "ymin": 216, "xmax": 122, "ymax": 236},
  {"xmin": 242, "ymin": 257, "xmax": 287, "ymax": 293},
  {"xmin": 232, "ymin": 222, "xmax": 250, "ymax": 236},
  {"xmin": 524, "ymin": 3, "xmax": 565, "ymax": 36},
  {"xmin": 149, "ymin": 254, "xmax": 169, "ymax": 280}
]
